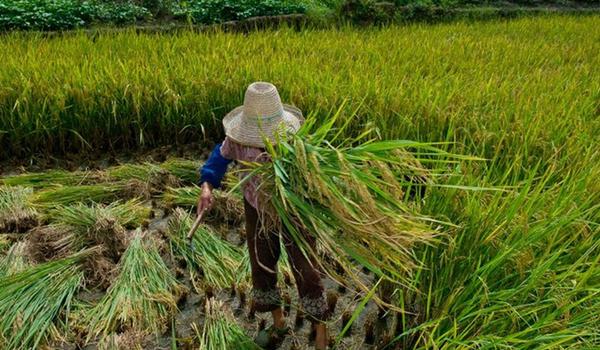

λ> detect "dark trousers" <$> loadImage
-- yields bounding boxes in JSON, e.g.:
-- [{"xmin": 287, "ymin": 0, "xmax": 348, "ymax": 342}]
[{"xmin": 245, "ymin": 199, "xmax": 329, "ymax": 322}]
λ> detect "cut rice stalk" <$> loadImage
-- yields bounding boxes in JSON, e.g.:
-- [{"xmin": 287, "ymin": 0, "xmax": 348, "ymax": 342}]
[
  {"xmin": 168, "ymin": 209, "xmax": 242, "ymax": 290},
  {"xmin": 0, "ymin": 249, "xmax": 91, "ymax": 350},
  {"xmin": 163, "ymin": 186, "xmax": 244, "ymax": 225},
  {"xmin": 45, "ymin": 199, "xmax": 150, "ymax": 229},
  {"xmin": 160, "ymin": 158, "xmax": 202, "ymax": 185},
  {"xmin": 0, "ymin": 241, "xmax": 30, "ymax": 276},
  {"xmin": 0, "ymin": 186, "xmax": 38, "ymax": 232},
  {"xmin": 0, "ymin": 170, "xmax": 102, "ymax": 189},
  {"xmin": 86, "ymin": 230, "xmax": 184, "ymax": 341},
  {"xmin": 107, "ymin": 163, "xmax": 180, "ymax": 195},
  {"xmin": 194, "ymin": 298, "xmax": 261, "ymax": 350},
  {"xmin": 247, "ymin": 112, "xmax": 471, "ymax": 296},
  {"xmin": 31, "ymin": 184, "xmax": 123, "ymax": 207}
]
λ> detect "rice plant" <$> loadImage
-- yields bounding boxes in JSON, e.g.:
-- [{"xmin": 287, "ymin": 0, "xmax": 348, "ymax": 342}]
[
  {"xmin": 0, "ymin": 186, "xmax": 37, "ymax": 232},
  {"xmin": 0, "ymin": 170, "xmax": 102, "ymax": 189},
  {"xmin": 31, "ymin": 184, "xmax": 123, "ymax": 207},
  {"xmin": 163, "ymin": 186, "xmax": 244, "ymax": 224},
  {"xmin": 168, "ymin": 209, "xmax": 243, "ymax": 290},
  {"xmin": 246, "ymin": 111, "xmax": 471, "ymax": 294},
  {"xmin": 160, "ymin": 158, "xmax": 202, "ymax": 184},
  {"xmin": 86, "ymin": 231, "xmax": 184, "ymax": 340},
  {"xmin": 0, "ymin": 249, "xmax": 89, "ymax": 350},
  {"xmin": 194, "ymin": 298, "xmax": 261, "ymax": 350},
  {"xmin": 0, "ymin": 241, "xmax": 30, "ymax": 276},
  {"xmin": 45, "ymin": 199, "xmax": 151, "ymax": 229}
]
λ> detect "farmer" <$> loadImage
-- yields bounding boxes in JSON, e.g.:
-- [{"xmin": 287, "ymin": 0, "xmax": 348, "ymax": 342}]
[{"xmin": 197, "ymin": 82, "xmax": 329, "ymax": 349}]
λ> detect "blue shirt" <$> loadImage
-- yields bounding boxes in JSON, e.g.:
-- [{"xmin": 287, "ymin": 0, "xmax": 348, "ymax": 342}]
[{"xmin": 199, "ymin": 143, "xmax": 233, "ymax": 188}]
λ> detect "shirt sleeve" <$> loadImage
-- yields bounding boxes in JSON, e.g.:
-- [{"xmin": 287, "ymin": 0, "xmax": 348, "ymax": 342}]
[{"xmin": 199, "ymin": 142, "xmax": 234, "ymax": 188}]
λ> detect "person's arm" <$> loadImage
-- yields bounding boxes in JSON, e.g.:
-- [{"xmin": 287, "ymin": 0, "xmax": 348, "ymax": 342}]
[{"xmin": 197, "ymin": 143, "xmax": 233, "ymax": 215}]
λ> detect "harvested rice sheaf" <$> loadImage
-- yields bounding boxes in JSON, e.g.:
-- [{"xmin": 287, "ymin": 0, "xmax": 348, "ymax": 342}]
[
  {"xmin": 29, "ymin": 201, "xmax": 148, "ymax": 288},
  {"xmin": 31, "ymin": 184, "xmax": 122, "ymax": 207},
  {"xmin": 0, "ymin": 241, "xmax": 31, "ymax": 276},
  {"xmin": 107, "ymin": 163, "xmax": 180, "ymax": 196},
  {"xmin": 86, "ymin": 231, "xmax": 184, "ymax": 341},
  {"xmin": 250, "ymin": 113, "xmax": 471, "ymax": 294},
  {"xmin": 0, "ymin": 186, "xmax": 38, "ymax": 232},
  {"xmin": 0, "ymin": 249, "xmax": 91, "ymax": 350},
  {"xmin": 160, "ymin": 158, "xmax": 202, "ymax": 185},
  {"xmin": 195, "ymin": 298, "xmax": 261, "ymax": 350},
  {"xmin": 168, "ymin": 209, "xmax": 243, "ymax": 290},
  {"xmin": 0, "ymin": 170, "xmax": 103, "ymax": 189},
  {"xmin": 163, "ymin": 186, "xmax": 244, "ymax": 225}
]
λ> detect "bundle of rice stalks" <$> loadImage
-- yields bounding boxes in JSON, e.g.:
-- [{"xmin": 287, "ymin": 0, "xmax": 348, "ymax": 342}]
[
  {"xmin": 248, "ymin": 113, "xmax": 472, "ymax": 294},
  {"xmin": 168, "ymin": 209, "xmax": 242, "ymax": 290},
  {"xmin": 0, "ymin": 241, "xmax": 30, "ymax": 276},
  {"xmin": 163, "ymin": 186, "xmax": 244, "ymax": 225},
  {"xmin": 194, "ymin": 298, "xmax": 261, "ymax": 350},
  {"xmin": 0, "ymin": 170, "xmax": 102, "ymax": 189},
  {"xmin": 28, "ymin": 201, "xmax": 147, "ymax": 287},
  {"xmin": 31, "ymin": 184, "xmax": 122, "ymax": 207},
  {"xmin": 107, "ymin": 163, "xmax": 180, "ymax": 197},
  {"xmin": 0, "ymin": 249, "xmax": 90, "ymax": 350},
  {"xmin": 45, "ymin": 199, "xmax": 151, "ymax": 229},
  {"xmin": 86, "ymin": 231, "xmax": 184, "ymax": 340},
  {"xmin": 0, "ymin": 186, "xmax": 38, "ymax": 232},
  {"xmin": 160, "ymin": 158, "xmax": 202, "ymax": 185}
]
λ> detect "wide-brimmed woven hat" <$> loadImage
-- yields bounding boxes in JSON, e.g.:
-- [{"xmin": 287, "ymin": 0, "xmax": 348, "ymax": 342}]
[{"xmin": 223, "ymin": 82, "xmax": 304, "ymax": 148}]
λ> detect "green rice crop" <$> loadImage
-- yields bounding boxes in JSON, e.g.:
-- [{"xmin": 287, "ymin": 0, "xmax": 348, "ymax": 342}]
[
  {"xmin": 0, "ymin": 249, "xmax": 88, "ymax": 350},
  {"xmin": 194, "ymin": 298, "xmax": 261, "ymax": 350},
  {"xmin": 168, "ymin": 209, "xmax": 243, "ymax": 290},
  {"xmin": 0, "ymin": 16, "xmax": 597, "ymax": 173},
  {"xmin": 0, "ymin": 186, "xmax": 37, "ymax": 231},
  {"xmin": 0, "ymin": 14, "xmax": 597, "ymax": 348},
  {"xmin": 86, "ymin": 231, "xmax": 184, "ymax": 340}
]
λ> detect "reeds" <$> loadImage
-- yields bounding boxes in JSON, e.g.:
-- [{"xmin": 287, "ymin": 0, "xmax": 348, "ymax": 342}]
[
  {"xmin": 0, "ymin": 186, "xmax": 37, "ymax": 232},
  {"xmin": 86, "ymin": 231, "xmax": 184, "ymax": 340},
  {"xmin": 195, "ymin": 298, "xmax": 261, "ymax": 350},
  {"xmin": 0, "ymin": 249, "xmax": 89, "ymax": 350},
  {"xmin": 168, "ymin": 209, "xmax": 242, "ymax": 290}
]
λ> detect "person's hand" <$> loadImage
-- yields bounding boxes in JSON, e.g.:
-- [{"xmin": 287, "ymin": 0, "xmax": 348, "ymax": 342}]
[{"xmin": 197, "ymin": 182, "xmax": 214, "ymax": 216}]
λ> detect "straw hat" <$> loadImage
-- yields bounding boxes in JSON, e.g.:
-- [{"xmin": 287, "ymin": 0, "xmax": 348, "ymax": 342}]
[{"xmin": 223, "ymin": 82, "xmax": 304, "ymax": 148}]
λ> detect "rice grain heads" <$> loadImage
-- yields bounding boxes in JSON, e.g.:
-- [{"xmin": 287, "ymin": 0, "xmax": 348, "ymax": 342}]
[
  {"xmin": 86, "ymin": 231, "xmax": 184, "ymax": 341},
  {"xmin": 0, "ymin": 249, "xmax": 91, "ymax": 350}
]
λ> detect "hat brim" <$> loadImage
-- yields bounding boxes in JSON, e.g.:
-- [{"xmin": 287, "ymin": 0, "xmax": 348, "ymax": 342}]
[{"xmin": 222, "ymin": 104, "xmax": 304, "ymax": 148}]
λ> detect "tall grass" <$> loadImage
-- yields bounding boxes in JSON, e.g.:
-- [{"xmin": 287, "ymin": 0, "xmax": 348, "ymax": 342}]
[{"xmin": 0, "ymin": 241, "xmax": 30, "ymax": 276}]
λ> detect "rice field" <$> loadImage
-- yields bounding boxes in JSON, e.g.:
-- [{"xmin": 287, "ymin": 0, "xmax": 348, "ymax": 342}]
[{"xmin": 0, "ymin": 14, "xmax": 599, "ymax": 350}]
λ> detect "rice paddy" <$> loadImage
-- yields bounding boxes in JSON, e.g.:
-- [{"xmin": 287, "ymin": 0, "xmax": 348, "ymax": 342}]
[{"xmin": 0, "ymin": 14, "xmax": 598, "ymax": 350}]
